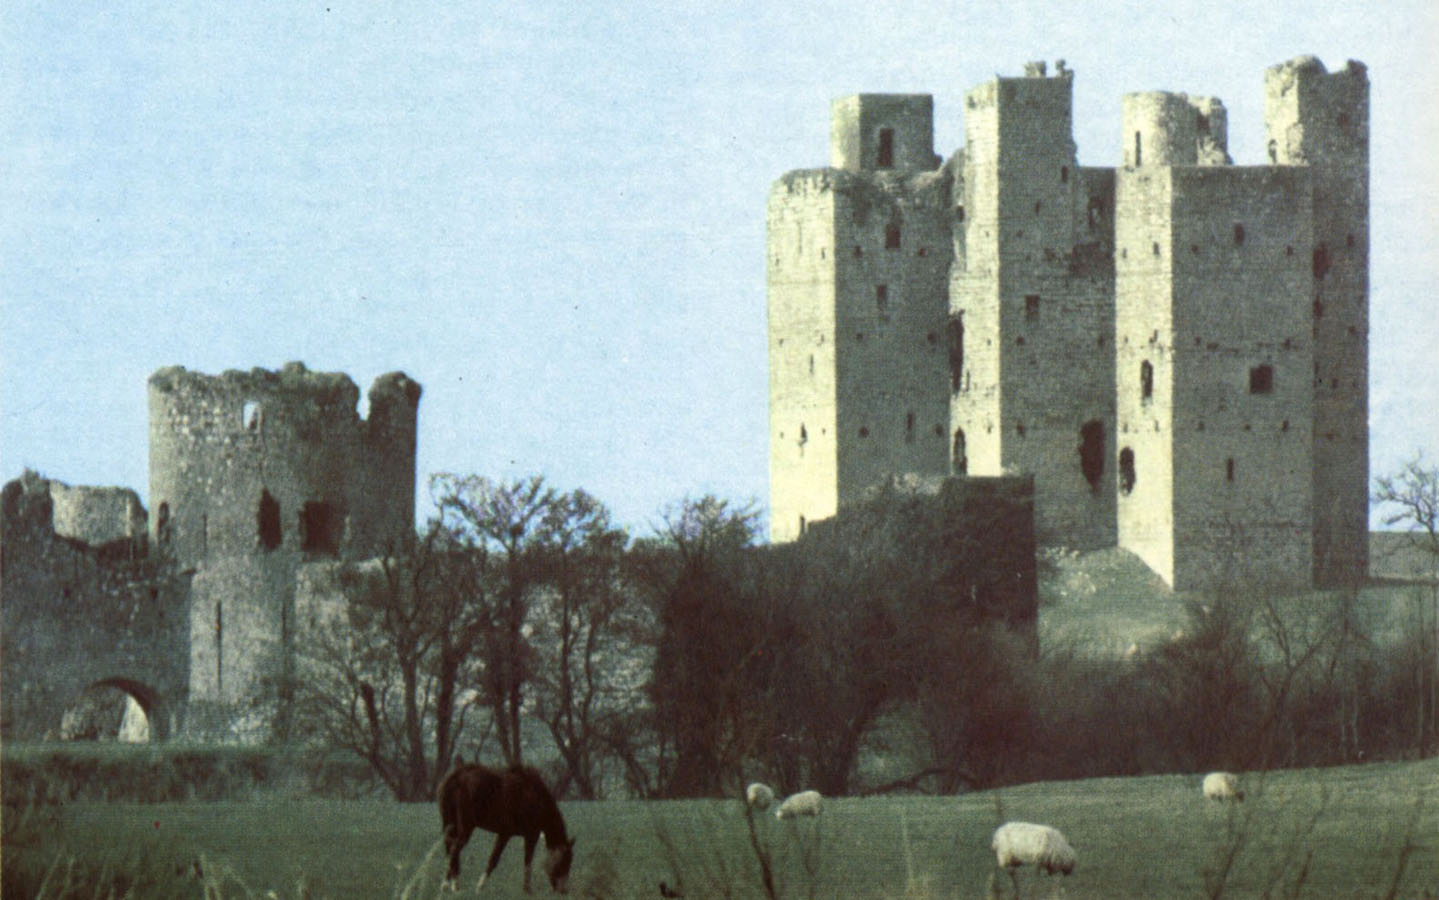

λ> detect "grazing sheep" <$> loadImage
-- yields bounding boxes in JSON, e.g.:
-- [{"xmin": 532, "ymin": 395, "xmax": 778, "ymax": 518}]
[
  {"xmin": 991, "ymin": 822, "xmax": 1076, "ymax": 876},
  {"xmin": 775, "ymin": 790, "xmax": 823, "ymax": 819},
  {"xmin": 1203, "ymin": 771, "xmax": 1245, "ymax": 801},
  {"xmin": 745, "ymin": 782, "xmax": 776, "ymax": 811}
]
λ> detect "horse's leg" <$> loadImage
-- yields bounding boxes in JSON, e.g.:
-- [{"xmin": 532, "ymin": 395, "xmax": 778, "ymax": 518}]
[
  {"xmin": 521, "ymin": 833, "xmax": 539, "ymax": 893},
  {"xmin": 478, "ymin": 833, "xmax": 511, "ymax": 892},
  {"xmin": 443, "ymin": 821, "xmax": 472, "ymax": 893}
]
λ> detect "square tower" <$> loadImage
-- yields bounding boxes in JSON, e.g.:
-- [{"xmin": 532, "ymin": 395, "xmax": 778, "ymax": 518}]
[
  {"xmin": 948, "ymin": 62, "xmax": 1117, "ymax": 549},
  {"xmin": 1265, "ymin": 57, "xmax": 1370, "ymax": 586},
  {"xmin": 768, "ymin": 96, "xmax": 952, "ymax": 542},
  {"xmin": 1116, "ymin": 153, "xmax": 1315, "ymax": 589}
]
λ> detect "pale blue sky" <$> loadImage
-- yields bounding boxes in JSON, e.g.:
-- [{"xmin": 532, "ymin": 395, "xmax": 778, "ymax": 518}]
[{"xmin": 3, "ymin": 1, "xmax": 1435, "ymax": 534}]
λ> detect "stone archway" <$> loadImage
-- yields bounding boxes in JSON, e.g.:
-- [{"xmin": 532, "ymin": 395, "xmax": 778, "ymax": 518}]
[{"xmin": 58, "ymin": 678, "xmax": 167, "ymax": 742}]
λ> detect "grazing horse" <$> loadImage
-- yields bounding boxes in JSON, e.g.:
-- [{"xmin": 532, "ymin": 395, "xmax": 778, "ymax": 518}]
[{"xmin": 438, "ymin": 763, "xmax": 575, "ymax": 894}]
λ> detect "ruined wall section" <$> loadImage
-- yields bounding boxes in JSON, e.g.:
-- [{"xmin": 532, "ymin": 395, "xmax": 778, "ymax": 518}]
[
  {"xmin": 768, "ymin": 172, "xmax": 840, "ymax": 542},
  {"xmin": 1, "ymin": 473, "xmax": 189, "ymax": 741},
  {"xmin": 1123, "ymin": 92, "xmax": 1232, "ymax": 167},
  {"xmin": 1118, "ymin": 165, "xmax": 1314, "ymax": 590},
  {"xmin": 1265, "ymin": 56, "xmax": 1369, "ymax": 585},
  {"xmin": 1115, "ymin": 166, "xmax": 1178, "ymax": 582},
  {"xmin": 952, "ymin": 64, "xmax": 1116, "ymax": 549},
  {"xmin": 147, "ymin": 362, "xmax": 419, "ymax": 740},
  {"xmin": 830, "ymin": 94, "xmax": 941, "ymax": 173},
  {"xmin": 1168, "ymin": 167, "xmax": 1314, "ymax": 589},
  {"xmin": 832, "ymin": 168, "xmax": 953, "ymax": 512}
]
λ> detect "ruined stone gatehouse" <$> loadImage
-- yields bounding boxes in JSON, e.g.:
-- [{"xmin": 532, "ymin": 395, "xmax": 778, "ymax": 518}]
[
  {"xmin": 1, "ymin": 363, "xmax": 421, "ymax": 743},
  {"xmin": 768, "ymin": 56, "xmax": 1368, "ymax": 591}
]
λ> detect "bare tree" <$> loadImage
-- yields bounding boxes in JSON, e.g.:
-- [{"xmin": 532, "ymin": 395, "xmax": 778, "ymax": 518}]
[
  {"xmin": 1374, "ymin": 455, "xmax": 1439, "ymax": 753},
  {"xmin": 290, "ymin": 519, "xmax": 489, "ymax": 801}
]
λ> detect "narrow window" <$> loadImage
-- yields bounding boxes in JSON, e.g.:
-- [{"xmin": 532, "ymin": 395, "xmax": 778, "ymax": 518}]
[
  {"xmin": 1079, "ymin": 420, "xmax": 1105, "ymax": 494},
  {"xmin": 299, "ymin": 501, "xmax": 342, "ymax": 556},
  {"xmin": 1024, "ymin": 294, "xmax": 1040, "ymax": 321},
  {"xmin": 257, "ymin": 489, "xmax": 281, "ymax": 551},
  {"xmin": 1313, "ymin": 243, "xmax": 1331, "ymax": 279},
  {"xmin": 242, "ymin": 401, "xmax": 262, "ymax": 432},
  {"xmin": 947, "ymin": 313, "xmax": 965, "ymax": 393},
  {"xmin": 1226, "ymin": 458, "xmax": 1235, "ymax": 482},
  {"xmin": 876, "ymin": 128, "xmax": 895, "ymax": 168},
  {"xmin": 956, "ymin": 205, "xmax": 965, "ymax": 224},
  {"xmin": 1140, "ymin": 360, "xmax": 1154, "ymax": 401},
  {"xmin": 953, "ymin": 429, "xmax": 968, "ymax": 475},
  {"xmin": 1152, "ymin": 241, "xmax": 1160, "ymax": 257},
  {"xmin": 1233, "ymin": 223, "xmax": 1245, "ymax": 246},
  {"xmin": 905, "ymin": 411, "xmax": 916, "ymax": 444},
  {"xmin": 156, "ymin": 502, "xmax": 171, "ymax": 547},
  {"xmin": 808, "ymin": 355, "xmax": 814, "ymax": 375},
  {"xmin": 798, "ymin": 424, "xmax": 808, "ymax": 445},
  {"xmin": 1119, "ymin": 448, "xmax": 1136, "ymax": 495},
  {"xmin": 1134, "ymin": 131, "xmax": 1142, "ymax": 166},
  {"xmin": 1060, "ymin": 165, "xmax": 1069, "ymax": 183},
  {"xmin": 799, "ymin": 515, "xmax": 807, "ymax": 535},
  {"xmin": 1267, "ymin": 139, "xmax": 1278, "ymax": 163},
  {"xmin": 1249, "ymin": 364, "xmax": 1274, "ymax": 394},
  {"xmin": 885, "ymin": 223, "xmax": 901, "ymax": 250},
  {"xmin": 875, "ymin": 284, "xmax": 889, "ymax": 315}
]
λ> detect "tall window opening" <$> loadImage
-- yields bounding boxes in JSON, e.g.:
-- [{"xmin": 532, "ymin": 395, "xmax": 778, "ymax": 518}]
[
  {"xmin": 875, "ymin": 284, "xmax": 889, "ymax": 316},
  {"xmin": 1141, "ymin": 360, "xmax": 1154, "ymax": 401},
  {"xmin": 1024, "ymin": 294, "xmax": 1040, "ymax": 321},
  {"xmin": 953, "ymin": 429, "xmax": 967, "ymax": 475},
  {"xmin": 1249, "ymin": 364, "xmax": 1274, "ymax": 394},
  {"xmin": 947, "ymin": 313, "xmax": 965, "ymax": 392},
  {"xmin": 156, "ymin": 502, "xmax": 171, "ymax": 547},
  {"xmin": 876, "ymin": 128, "xmax": 895, "ymax": 168},
  {"xmin": 1079, "ymin": 420, "xmax": 1105, "ymax": 493},
  {"xmin": 1226, "ymin": 458, "xmax": 1236, "ymax": 482},
  {"xmin": 885, "ymin": 223, "xmax": 901, "ymax": 250},
  {"xmin": 1119, "ymin": 447, "xmax": 1136, "ymax": 495},
  {"xmin": 1313, "ymin": 243, "xmax": 1331, "ymax": 279},
  {"xmin": 1134, "ymin": 131, "xmax": 1142, "ymax": 166},
  {"xmin": 1233, "ymin": 223, "xmax": 1246, "ymax": 246},
  {"xmin": 905, "ymin": 411, "xmax": 916, "ymax": 444},
  {"xmin": 257, "ymin": 489, "xmax": 281, "ymax": 551},
  {"xmin": 242, "ymin": 401, "xmax": 262, "ymax": 432}
]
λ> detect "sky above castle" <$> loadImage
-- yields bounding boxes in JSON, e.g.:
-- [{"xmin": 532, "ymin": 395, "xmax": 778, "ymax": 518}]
[{"xmin": 3, "ymin": 0, "xmax": 1435, "ymax": 536}]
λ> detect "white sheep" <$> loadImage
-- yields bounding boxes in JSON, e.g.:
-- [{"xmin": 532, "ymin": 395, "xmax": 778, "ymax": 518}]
[
  {"xmin": 991, "ymin": 822, "xmax": 1076, "ymax": 876},
  {"xmin": 745, "ymin": 782, "xmax": 776, "ymax": 810},
  {"xmin": 775, "ymin": 789, "xmax": 822, "ymax": 819},
  {"xmin": 1202, "ymin": 771, "xmax": 1245, "ymax": 802}
]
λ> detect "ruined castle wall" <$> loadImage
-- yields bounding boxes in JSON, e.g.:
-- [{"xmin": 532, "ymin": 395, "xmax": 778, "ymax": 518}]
[
  {"xmin": 1, "ymin": 474, "xmax": 189, "ymax": 741},
  {"xmin": 148, "ymin": 362, "xmax": 419, "ymax": 740},
  {"xmin": 1116, "ymin": 166, "xmax": 1178, "ymax": 582},
  {"xmin": 830, "ymin": 94, "xmax": 939, "ymax": 173},
  {"xmin": 832, "ymin": 168, "xmax": 953, "ymax": 511},
  {"xmin": 48, "ymin": 484, "xmax": 147, "ymax": 547},
  {"xmin": 952, "ymin": 68, "xmax": 1116, "ymax": 549},
  {"xmin": 1118, "ymin": 164, "xmax": 1314, "ymax": 590},
  {"xmin": 1122, "ymin": 93, "xmax": 1231, "ymax": 167},
  {"xmin": 1265, "ymin": 57, "xmax": 1369, "ymax": 585},
  {"xmin": 768, "ymin": 173, "xmax": 841, "ymax": 542}
]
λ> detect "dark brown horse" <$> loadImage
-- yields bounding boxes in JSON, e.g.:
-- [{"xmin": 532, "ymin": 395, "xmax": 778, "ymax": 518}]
[{"xmin": 438, "ymin": 763, "xmax": 575, "ymax": 894}]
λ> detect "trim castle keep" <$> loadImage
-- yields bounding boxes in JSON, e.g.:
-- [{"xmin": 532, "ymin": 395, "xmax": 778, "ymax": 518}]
[{"xmin": 768, "ymin": 56, "xmax": 1368, "ymax": 590}]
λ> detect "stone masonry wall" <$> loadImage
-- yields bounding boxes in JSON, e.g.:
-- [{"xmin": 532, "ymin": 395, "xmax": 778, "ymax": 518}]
[
  {"xmin": 1, "ymin": 473, "xmax": 190, "ymax": 741},
  {"xmin": 148, "ymin": 362, "xmax": 419, "ymax": 740}
]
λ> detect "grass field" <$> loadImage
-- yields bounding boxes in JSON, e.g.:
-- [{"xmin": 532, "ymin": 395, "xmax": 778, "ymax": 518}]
[{"xmin": 7, "ymin": 757, "xmax": 1437, "ymax": 899}]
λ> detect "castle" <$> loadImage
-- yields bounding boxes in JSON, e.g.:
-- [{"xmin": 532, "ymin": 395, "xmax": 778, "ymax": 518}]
[
  {"xmin": 768, "ymin": 56, "xmax": 1369, "ymax": 590},
  {"xmin": 1, "ymin": 363, "xmax": 421, "ymax": 742}
]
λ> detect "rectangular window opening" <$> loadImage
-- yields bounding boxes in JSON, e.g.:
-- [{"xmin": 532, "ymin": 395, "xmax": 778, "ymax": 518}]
[
  {"xmin": 1249, "ymin": 364, "xmax": 1274, "ymax": 394},
  {"xmin": 876, "ymin": 128, "xmax": 895, "ymax": 169},
  {"xmin": 1024, "ymin": 294, "xmax": 1040, "ymax": 321},
  {"xmin": 299, "ymin": 501, "xmax": 343, "ymax": 556}
]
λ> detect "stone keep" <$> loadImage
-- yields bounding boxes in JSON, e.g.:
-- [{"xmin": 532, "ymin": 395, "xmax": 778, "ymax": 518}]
[
  {"xmin": 148, "ymin": 362, "xmax": 420, "ymax": 739},
  {"xmin": 768, "ymin": 57, "xmax": 1369, "ymax": 590}
]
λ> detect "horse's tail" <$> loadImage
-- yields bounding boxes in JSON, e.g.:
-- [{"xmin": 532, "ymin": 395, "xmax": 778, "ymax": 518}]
[{"xmin": 437, "ymin": 767, "xmax": 461, "ymax": 837}]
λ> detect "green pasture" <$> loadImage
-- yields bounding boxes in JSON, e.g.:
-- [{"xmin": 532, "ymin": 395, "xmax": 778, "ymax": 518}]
[{"xmin": 7, "ymin": 757, "xmax": 1438, "ymax": 899}]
